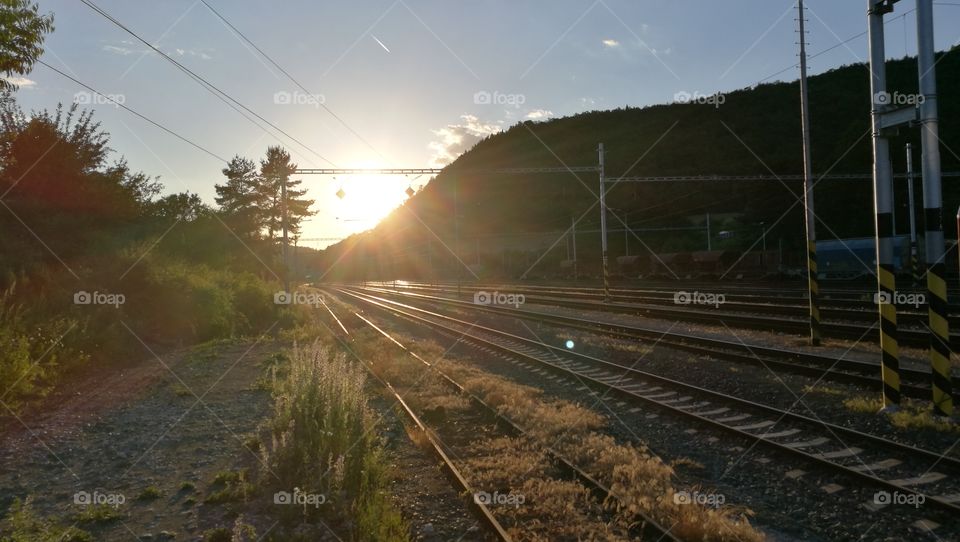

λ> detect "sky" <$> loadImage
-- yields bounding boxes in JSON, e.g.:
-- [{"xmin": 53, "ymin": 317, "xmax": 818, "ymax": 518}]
[{"xmin": 11, "ymin": 0, "xmax": 960, "ymax": 248}]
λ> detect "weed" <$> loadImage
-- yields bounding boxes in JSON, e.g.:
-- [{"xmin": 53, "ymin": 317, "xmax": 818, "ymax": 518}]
[
  {"xmin": 136, "ymin": 486, "xmax": 163, "ymax": 501},
  {"xmin": 1, "ymin": 497, "xmax": 93, "ymax": 542},
  {"xmin": 72, "ymin": 503, "xmax": 124, "ymax": 524}
]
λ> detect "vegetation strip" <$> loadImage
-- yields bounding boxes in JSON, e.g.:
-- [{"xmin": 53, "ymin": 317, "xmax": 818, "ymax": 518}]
[{"xmin": 324, "ymin": 311, "xmax": 514, "ymax": 541}]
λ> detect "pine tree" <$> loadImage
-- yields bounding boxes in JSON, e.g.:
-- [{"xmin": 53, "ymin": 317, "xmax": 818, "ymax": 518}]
[
  {"xmin": 258, "ymin": 146, "xmax": 314, "ymax": 243},
  {"xmin": 215, "ymin": 156, "xmax": 262, "ymax": 239}
]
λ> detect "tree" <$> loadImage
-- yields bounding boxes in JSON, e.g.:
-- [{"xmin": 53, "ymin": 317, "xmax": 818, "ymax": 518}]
[
  {"xmin": 153, "ymin": 192, "xmax": 208, "ymax": 222},
  {"xmin": 258, "ymin": 146, "xmax": 314, "ymax": 242},
  {"xmin": 215, "ymin": 156, "xmax": 263, "ymax": 239},
  {"xmin": 0, "ymin": 0, "xmax": 54, "ymax": 91}
]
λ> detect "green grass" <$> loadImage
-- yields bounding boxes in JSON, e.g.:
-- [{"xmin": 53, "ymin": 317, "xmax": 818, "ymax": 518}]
[
  {"xmin": 205, "ymin": 470, "xmax": 253, "ymax": 505},
  {"xmin": 136, "ymin": 486, "xmax": 163, "ymax": 501},
  {"xmin": 72, "ymin": 503, "xmax": 125, "ymax": 524},
  {"xmin": 1, "ymin": 497, "xmax": 93, "ymax": 542},
  {"xmin": 261, "ymin": 340, "xmax": 409, "ymax": 541}
]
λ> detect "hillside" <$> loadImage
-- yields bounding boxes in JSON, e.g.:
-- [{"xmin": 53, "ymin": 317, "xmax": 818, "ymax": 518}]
[{"xmin": 316, "ymin": 50, "xmax": 960, "ymax": 281}]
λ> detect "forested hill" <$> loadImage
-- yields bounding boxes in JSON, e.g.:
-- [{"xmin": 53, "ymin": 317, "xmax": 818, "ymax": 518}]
[{"xmin": 317, "ymin": 50, "xmax": 960, "ymax": 279}]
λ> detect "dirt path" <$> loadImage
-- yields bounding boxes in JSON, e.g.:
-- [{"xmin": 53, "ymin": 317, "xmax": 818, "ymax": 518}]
[{"xmin": 0, "ymin": 339, "xmax": 280, "ymax": 540}]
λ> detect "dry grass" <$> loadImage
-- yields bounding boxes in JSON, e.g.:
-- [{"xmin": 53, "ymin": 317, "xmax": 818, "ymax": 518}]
[
  {"xmin": 844, "ymin": 395, "xmax": 960, "ymax": 433},
  {"xmin": 801, "ymin": 384, "xmax": 845, "ymax": 396},
  {"xmin": 348, "ymin": 327, "xmax": 764, "ymax": 542}
]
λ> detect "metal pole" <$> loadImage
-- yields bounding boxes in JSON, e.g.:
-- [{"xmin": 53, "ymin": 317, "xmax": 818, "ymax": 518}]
[
  {"xmin": 868, "ymin": 0, "xmax": 901, "ymax": 411},
  {"xmin": 917, "ymin": 0, "xmax": 952, "ymax": 417},
  {"xmin": 455, "ymin": 175, "xmax": 461, "ymax": 298},
  {"xmin": 907, "ymin": 143, "xmax": 920, "ymax": 284},
  {"xmin": 281, "ymin": 173, "xmax": 290, "ymax": 293},
  {"xmin": 799, "ymin": 0, "xmax": 822, "ymax": 345},
  {"xmin": 599, "ymin": 143, "xmax": 610, "ymax": 300},
  {"xmin": 706, "ymin": 213, "xmax": 712, "ymax": 251},
  {"xmin": 572, "ymin": 216, "xmax": 579, "ymax": 281}
]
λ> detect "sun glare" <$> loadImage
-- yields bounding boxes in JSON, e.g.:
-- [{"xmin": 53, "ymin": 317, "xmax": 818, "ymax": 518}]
[{"xmin": 329, "ymin": 171, "xmax": 418, "ymax": 231}]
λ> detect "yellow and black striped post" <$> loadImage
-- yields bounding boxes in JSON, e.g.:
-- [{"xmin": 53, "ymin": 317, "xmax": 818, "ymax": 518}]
[
  {"xmin": 917, "ymin": 0, "xmax": 952, "ymax": 418},
  {"xmin": 927, "ymin": 214, "xmax": 952, "ymax": 417},
  {"xmin": 868, "ymin": 1, "xmax": 901, "ymax": 410},
  {"xmin": 877, "ymin": 255, "xmax": 901, "ymax": 409},
  {"xmin": 807, "ymin": 241, "xmax": 822, "ymax": 345}
]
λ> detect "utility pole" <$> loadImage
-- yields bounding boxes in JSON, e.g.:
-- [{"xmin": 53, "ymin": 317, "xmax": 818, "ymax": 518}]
[
  {"xmin": 906, "ymin": 143, "xmax": 920, "ymax": 284},
  {"xmin": 706, "ymin": 213, "xmax": 712, "ymax": 251},
  {"xmin": 916, "ymin": 0, "xmax": 952, "ymax": 417},
  {"xmin": 454, "ymin": 176, "xmax": 461, "ymax": 299},
  {"xmin": 868, "ymin": 0, "xmax": 901, "ymax": 411},
  {"xmin": 281, "ymin": 174, "xmax": 290, "ymax": 294},
  {"xmin": 571, "ymin": 216, "xmax": 579, "ymax": 281},
  {"xmin": 799, "ymin": 0, "xmax": 822, "ymax": 345},
  {"xmin": 598, "ymin": 143, "xmax": 610, "ymax": 301}
]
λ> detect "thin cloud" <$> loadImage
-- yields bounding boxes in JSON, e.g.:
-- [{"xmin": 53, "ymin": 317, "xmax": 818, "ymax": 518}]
[
  {"xmin": 103, "ymin": 44, "xmax": 138, "ymax": 56},
  {"xmin": 602, "ymin": 38, "xmax": 620, "ymax": 48},
  {"xmin": 2, "ymin": 76, "xmax": 36, "ymax": 88},
  {"xmin": 526, "ymin": 109, "xmax": 553, "ymax": 120},
  {"xmin": 428, "ymin": 114, "xmax": 502, "ymax": 167}
]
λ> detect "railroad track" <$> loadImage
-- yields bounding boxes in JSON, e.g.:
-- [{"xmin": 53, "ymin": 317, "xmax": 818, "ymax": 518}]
[
  {"xmin": 370, "ymin": 281, "xmax": 960, "ymax": 349},
  {"xmin": 317, "ymin": 298, "xmax": 512, "ymax": 541},
  {"xmin": 318, "ymin": 294, "xmax": 679, "ymax": 541},
  {"xmin": 395, "ymin": 280, "xmax": 960, "ymax": 305},
  {"xmin": 333, "ymin": 286, "xmax": 960, "ymax": 533},
  {"xmin": 348, "ymin": 284, "xmax": 959, "ymax": 401}
]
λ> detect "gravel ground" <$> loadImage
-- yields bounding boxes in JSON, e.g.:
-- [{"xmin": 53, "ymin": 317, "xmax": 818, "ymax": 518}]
[
  {"xmin": 369, "ymin": 393, "xmax": 491, "ymax": 541},
  {"xmin": 0, "ymin": 340, "xmax": 280, "ymax": 541}
]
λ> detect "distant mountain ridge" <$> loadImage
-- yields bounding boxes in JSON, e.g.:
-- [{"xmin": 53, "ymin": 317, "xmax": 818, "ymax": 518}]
[{"xmin": 316, "ymin": 51, "xmax": 960, "ymax": 280}]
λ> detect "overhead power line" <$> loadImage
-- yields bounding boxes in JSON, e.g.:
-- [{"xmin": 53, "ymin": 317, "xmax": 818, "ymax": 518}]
[
  {"xmin": 37, "ymin": 60, "xmax": 228, "ymax": 163},
  {"xmin": 198, "ymin": 0, "xmax": 387, "ymax": 163},
  {"xmin": 757, "ymin": 6, "xmax": 917, "ymax": 85},
  {"xmin": 79, "ymin": 0, "xmax": 336, "ymax": 167}
]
